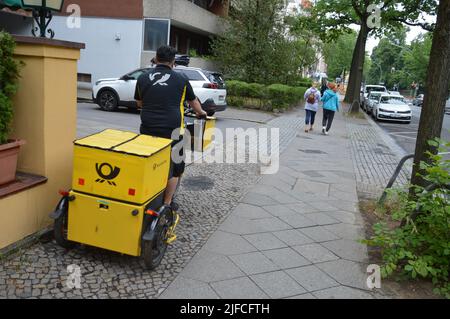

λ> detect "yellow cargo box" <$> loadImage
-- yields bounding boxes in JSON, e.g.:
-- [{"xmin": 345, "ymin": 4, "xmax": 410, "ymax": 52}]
[
  {"xmin": 72, "ymin": 129, "xmax": 172, "ymax": 204},
  {"xmin": 68, "ymin": 191, "xmax": 155, "ymax": 256}
]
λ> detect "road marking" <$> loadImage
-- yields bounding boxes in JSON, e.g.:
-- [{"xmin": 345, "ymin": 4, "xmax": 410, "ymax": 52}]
[
  {"xmin": 389, "ymin": 134, "xmax": 417, "ymax": 140},
  {"xmin": 387, "ymin": 131, "xmax": 418, "ymax": 135}
]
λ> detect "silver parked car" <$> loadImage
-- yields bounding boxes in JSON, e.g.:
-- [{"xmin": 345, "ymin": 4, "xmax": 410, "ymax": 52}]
[{"xmin": 364, "ymin": 91, "xmax": 384, "ymax": 114}]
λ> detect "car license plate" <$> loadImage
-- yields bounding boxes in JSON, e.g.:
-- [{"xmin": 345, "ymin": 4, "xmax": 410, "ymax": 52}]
[{"xmin": 219, "ymin": 96, "xmax": 225, "ymax": 101}]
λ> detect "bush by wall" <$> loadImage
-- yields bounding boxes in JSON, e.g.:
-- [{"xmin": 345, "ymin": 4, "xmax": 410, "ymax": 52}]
[
  {"xmin": 227, "ymin": 80, "xmax": 308, "ymax": 111},
  {"xmin": 0, "ymin": 31, "xmax": 22, "ymax": 145}
]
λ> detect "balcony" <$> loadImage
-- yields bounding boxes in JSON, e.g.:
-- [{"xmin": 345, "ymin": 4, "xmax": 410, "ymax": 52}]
[
  {"xmin": 188, "ymin": 0, "xmax": 229, "ymax": 16},
  {"xmin": 143, "ymin": 0, "xmax": 227, "ymax": 35}
]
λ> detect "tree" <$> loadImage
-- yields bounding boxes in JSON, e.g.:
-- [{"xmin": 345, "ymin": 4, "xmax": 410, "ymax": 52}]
[
  {"xmin": 323, "ymin": 31, "xmax": 357, "ymax": 79},
  {"xmin": 211, "ymin": 0, "xmax": 316, "ymax": 85},
  {"xmin": 295, "ymin": 0, "xmax": 438, "ymax": 112},
  {"xmin": 403, "ymin": 33, "xmax": 433, "ymax": 87},
  {"xmin": 410, "ymin": 0, "xmax": 450, "ymax": 189},
  {"xmin": 367, "ymin": 28, "xmax": 407, "ymax": 88}
]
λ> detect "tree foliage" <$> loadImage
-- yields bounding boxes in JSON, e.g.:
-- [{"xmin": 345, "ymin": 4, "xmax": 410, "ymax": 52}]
[
  {"xmin": 367, "ymin": 27, "xmax": 432, "ymax": 90},
  {"xmin": 323, "ymin": 31, "xmax": 357, "ymax": 79},
  {"xmin": 294, "ymin": 0, "xmax": 438, "ymax": 110},
  {"xmin": 0, "ymin": 31, "xmax": 22, "ymax": 145},
  {"xmin": 211, "ymin": 0, "xmax": 316, "ymax": 85},
  {"xmin": 364, "ymin": 140, "xmax": 450, "ymax": 298},
  {"xmin": 403, "ymin": 33, "xmax": 433, "ymax": 87}
]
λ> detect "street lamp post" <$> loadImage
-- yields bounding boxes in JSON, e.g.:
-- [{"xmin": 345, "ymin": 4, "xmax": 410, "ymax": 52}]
[
  {"xmin": 21, "ymin": 0, "xmax": 65, "ymax": 38},
  {"xmin": 373, "ymin": 62, "xmax": 383, "ymax": 85}
]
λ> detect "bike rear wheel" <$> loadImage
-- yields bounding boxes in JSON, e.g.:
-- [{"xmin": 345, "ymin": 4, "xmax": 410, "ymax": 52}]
[{"xmin": 142, "ymin": 211, "xmax": 171, "ymax": 270}]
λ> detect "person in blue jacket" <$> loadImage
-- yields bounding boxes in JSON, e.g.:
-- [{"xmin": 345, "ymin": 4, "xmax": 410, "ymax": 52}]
[{"xmin": 321, "ymin": 82, "xmax": 340, "ymax": 135}]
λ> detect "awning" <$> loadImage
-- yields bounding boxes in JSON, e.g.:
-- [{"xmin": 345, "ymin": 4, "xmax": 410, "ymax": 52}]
[
  {"xmin": 0, "ymin": 0, "xmax": 32, "ymax": 17},
  {"xmin": 0, "ymin": 0, "xmax": 25, "ymax": 9}
]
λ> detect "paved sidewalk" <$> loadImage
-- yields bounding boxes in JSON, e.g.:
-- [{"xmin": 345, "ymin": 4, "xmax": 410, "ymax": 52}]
[
  {"xmin": 347, "ymin": 115, "xmax": 411, "ymax": 198},
  {"xmin": 160, "ymin": 109, "xmax": 387, "ymax": 299}
]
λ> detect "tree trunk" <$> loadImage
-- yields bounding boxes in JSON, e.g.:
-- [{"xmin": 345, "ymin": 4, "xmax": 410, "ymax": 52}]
[
  {"xmin": 344, "ymin": 23, "xmax": 369, "ymax": 113},
  {"xmin": 410, "ymin": 0, "xmax": 450, "ymax": 188}
]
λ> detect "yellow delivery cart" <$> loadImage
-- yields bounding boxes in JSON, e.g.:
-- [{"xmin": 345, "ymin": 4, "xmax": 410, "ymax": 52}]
[{"xmin": 50, "ymin": 129, "xmax": 177, "ymax": 270}]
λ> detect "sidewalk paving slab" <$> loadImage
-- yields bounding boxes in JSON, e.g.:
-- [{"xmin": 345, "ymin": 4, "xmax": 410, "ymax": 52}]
[
  {"xmin": 250, "ymin": 271, "xmax": 307, "ymax": 298},
  {"xmin": 159, "ymin": 109, "xmax": 381, "ymax": 299},
  {"xmin": 210, "ymin": 277, "xmax": 269, "ymax": 299}
]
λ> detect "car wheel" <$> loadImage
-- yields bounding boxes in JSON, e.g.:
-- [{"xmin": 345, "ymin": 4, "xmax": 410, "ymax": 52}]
[
  {"xmin": 207, "ymin": 111, "xmax": 215, "ymax": 117},
  {"xmin": 99, "ymin": 90, "xmax": 118, "ymax": 112}
]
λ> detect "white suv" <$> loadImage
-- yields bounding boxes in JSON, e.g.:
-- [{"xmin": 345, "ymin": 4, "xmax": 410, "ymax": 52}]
[
  {"xmin": 361, "ymin": 85, "xmax": 388, "ymax": 109},
  {"xmin": 93, "ymin": 66, "xmax": 227, "ymax": 116}
]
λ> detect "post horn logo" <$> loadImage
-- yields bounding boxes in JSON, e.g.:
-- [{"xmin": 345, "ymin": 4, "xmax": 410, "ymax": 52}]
[{"xmin": 95, "ymin": 163, "xmax": 121, "ymax": 186}]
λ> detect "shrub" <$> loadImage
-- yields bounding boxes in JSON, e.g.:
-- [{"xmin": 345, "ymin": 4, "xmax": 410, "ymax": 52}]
[
  {"xmin": 364, "ymin": 139, "xmax": 450, "ymax": 298},
  {"xmin": 227, "ymin": 80, "xmax": 251, "ymax": 97},
  {"xmin": 266, "ymin": 84, "xmax": 292, "ymax": 109},
  {"xmin": 247, "ymin": 83, "xmax": 267, "ymax": 100},
  {"xmin": 0, "ymin": 31, "xmax": 22, "ymax": 145},
  {"xmin": 226, "ymin": 80, "xmax": 307, "ymax": 111}
]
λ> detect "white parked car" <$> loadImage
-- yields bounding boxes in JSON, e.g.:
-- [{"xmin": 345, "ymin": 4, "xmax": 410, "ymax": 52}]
[
  {"xmin": 372, "ymin": 94, "xmax": 412, "ymax": 124},
  {"xmin": 361, "ymin": 85, "xmax": 388, "ymax": 108},
  {"xmin": 92, "ymin": 66, "xmax": 227, "ymax": 116}
]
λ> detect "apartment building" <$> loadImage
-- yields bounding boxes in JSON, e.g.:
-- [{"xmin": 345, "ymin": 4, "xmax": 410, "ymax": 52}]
[{"xmin": 1, "ymin": 0, "xmax": 229, "ymax": 86}]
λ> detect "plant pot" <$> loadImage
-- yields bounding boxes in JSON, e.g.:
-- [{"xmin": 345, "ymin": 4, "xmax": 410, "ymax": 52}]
[{"xmin": 0, "ymin": 139, "xmax": 26, "ymax": 186}]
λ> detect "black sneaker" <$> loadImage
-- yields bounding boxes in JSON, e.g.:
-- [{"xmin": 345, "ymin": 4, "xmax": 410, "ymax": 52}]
[{"xmin": 170, "ymin": 201, "xmax": 180, "ymax": 212}]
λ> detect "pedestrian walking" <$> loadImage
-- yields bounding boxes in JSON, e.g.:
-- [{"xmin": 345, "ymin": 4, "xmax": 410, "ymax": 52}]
[
  {"xmin": 304, "ymin": 83, "xmax": 321, "ymax": 132},
  {"xmin": 321, "ymin": 82, "xmax": 340, "ymax": 135}
]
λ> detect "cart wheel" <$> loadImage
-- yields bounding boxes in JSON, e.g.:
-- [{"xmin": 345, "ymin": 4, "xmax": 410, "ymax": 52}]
[
  {"xmin": 54, "ymin": 210, "xmax": 75, "ymax": 249},
  {"xmin": 142, "ymin": 212, "xmax": 170, "ymax": 270}
]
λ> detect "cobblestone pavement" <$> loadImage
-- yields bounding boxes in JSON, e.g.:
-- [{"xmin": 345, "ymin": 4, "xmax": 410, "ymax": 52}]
[
  {"xmin": 159, "ymin": 109, "xmax": 392, "ymax": 299},
  {"xmin": 346, "ymin": 118, "xmax": 411, "ymax": 197},
  {"xmin": 0, "ymin": 111, "xmax": 302, "ymax": 299}
]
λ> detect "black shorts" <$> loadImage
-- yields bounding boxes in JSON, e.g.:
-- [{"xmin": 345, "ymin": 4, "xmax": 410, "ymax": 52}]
[
  {"xmin": 140, "ymin": 125, "xmax": 185, "ymax": 178},
  {"xmin": 170, "ymin": 136, "xmax": 185, "ymax": 178}
]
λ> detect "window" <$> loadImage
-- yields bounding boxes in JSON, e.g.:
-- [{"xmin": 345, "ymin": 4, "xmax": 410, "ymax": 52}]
[
  {"xmin": 127, "ymin": 69, "xmax": 150, "ymax": 80},
  {"xmin": 175, "ymin": 69, "xmax": 205, "ymax": 81},
  {"xmin": 381, "ymin": 96, "xmax": 406, "ymax": 104},
  {"xmin": 77, "ymin": 73, "xmax": 92, "ymax": 83},
  {"xmin": 143, "ymin": 19, "xmax": 170, "ymax": 51}
]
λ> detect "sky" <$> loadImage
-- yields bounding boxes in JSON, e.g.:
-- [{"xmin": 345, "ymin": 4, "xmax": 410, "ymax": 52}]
[
  {"xmin": 284, "ymin": 0, "xmax": 436, "ymax": 55},
  {"xmin": 366, "ymin": 26, "xmax": 430, "ymax": 54}
]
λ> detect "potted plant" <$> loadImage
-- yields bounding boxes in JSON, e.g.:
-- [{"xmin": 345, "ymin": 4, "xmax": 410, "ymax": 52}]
[{"xmin": 0, "ymin": 31, "xmax": 24, "ymax": 186}]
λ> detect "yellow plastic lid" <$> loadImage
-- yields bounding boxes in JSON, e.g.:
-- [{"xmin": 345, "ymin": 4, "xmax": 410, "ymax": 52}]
[
  {"xmin": 74, "ymin": 129, "xmax": 138, "ymax": 150},
  {"xmin": 114, "ymin": 134, "xmax": 172, "ymax": 157}
]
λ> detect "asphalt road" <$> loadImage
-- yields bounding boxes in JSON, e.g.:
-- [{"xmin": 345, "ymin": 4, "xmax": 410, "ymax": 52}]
[
  {"xmin": 373, "ymin": 104, "xmax": 450, "ymax": 156},
  {"xmin": 77, "ymin": 102, "xmax": 274, "ymax": 139}
]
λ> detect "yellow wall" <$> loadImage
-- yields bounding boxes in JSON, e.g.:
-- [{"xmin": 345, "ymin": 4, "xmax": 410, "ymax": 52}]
[{"xmin": 0, "ymin": 39, "xmax": 82, "ymax": 249}]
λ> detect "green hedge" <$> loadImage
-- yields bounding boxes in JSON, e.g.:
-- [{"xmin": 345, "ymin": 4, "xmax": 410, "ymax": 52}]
[{"xmin": 227, "ymin": 80, "xmax": 307, "ymax": 111}]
